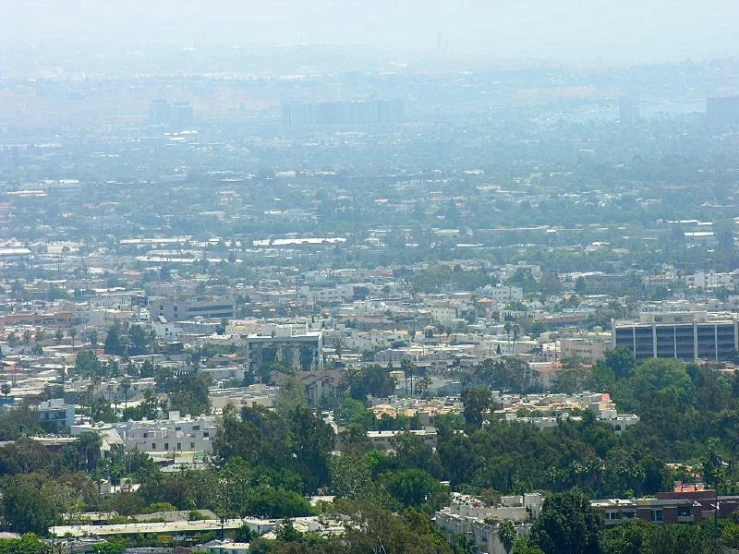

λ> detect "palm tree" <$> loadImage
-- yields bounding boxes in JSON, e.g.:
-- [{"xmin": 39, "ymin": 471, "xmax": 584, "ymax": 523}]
[
  {"xmin": 77, "ymin": 432, "xmax": 102, "ymax": 472},
  {"xmin": 121, "ymin": 377, "xmax": 131, "ymax": 407},
  {"xmin": 504, "ymin": 322, "xmax": 513, "ymax": 354},
  {"xmin": 400, "ymin": 358, "xmax": 415, "ymax": 397},
  {"xmin": 334, "ymin": 337, "xmax": 344, "ymax": 362},
  {"xmin": 68, "ymin": 328, "xmax": 77, "ymax": 348},
  {"xmin": 1, "ymin": 383, "xmax": 10, "ymax": 399},
  {"xmin": 417, "ymin": 376, "xmax": 431, "ymax": 399}
]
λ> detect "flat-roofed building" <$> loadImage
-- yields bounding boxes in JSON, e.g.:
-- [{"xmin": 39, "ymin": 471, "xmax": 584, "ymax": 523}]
[
  {"xmin": 613, "ymin": 311, "xmax": 739, "ymax": 363},
  {"xmin": 244, "ymin": 326, "xmax": 323, "ymax": 372},
  {"xmin": 37, "ymin": 398, "xmax": 75, "ymax": 428},
  {"xmin": 150, "ymin": 298, "xmax": 234, "ymax": 322}
]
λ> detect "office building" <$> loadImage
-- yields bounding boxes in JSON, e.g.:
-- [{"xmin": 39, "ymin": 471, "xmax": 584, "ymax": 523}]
[
  {"xmin": 169, "ymin": 102, "xmax": 194, "ymax": 129},
  {"xmin": 613, "ymin": 312, "xmax": 739, "ymax": 363},
  {"xmin": 149, "ymin": 99, "xmax": 170, "ymax": 125},
  {"xmin": 148, "ymin": 99, "xmax": 194, "ymax": 129},
  {"xmin": 244, "ymin": 326, "xmax": 323, "ymax": 372},
  {"xmin": 150, "ymin": 298, "xmax": 235, "ymax": 322}
]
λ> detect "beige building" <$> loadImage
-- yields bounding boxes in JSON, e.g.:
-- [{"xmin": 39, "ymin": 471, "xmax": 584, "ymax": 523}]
[{"xmin": 560, "ymin": 337, "xmax": 610, "ymax": 363}]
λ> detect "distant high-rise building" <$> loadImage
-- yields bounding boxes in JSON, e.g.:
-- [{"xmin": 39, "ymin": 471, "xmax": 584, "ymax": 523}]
[
  {"xmin": 169, "ymin": 102, "xmax": 194, "ymax": 129},
  {"xmin": 707, "ymin": 96, "xmax": 739, "ymax": 125},
  {"xmin": 149, "ymin": 99, "xmax": 170, "ymax": 125},
  {"xmin": 282, "ymin": 99, "xmax": 405, "ymax": 127},
  {"xmin": 148, "ymin": 99, "xmax": 194, "ymax": 129},
  {"xmin": 619, "ymin": 98, "xmax": 640, "ymax": 125}
]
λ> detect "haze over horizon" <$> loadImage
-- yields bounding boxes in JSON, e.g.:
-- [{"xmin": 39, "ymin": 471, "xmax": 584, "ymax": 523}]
[{"xmin": 2, "ymin": 0, "xmax": 738, "ymax": 64}]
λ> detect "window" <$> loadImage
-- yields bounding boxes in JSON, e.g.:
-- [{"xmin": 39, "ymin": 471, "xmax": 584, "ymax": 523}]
[
  {"xmin": 203, "ymin": 432, "xmax": 210, "ymax": 438},
  {"xmin": 177, "ymin": 442, "xmax": 181, "ymax": 450},
  {"xmin": 651, "ymin": 509, "xmax": 663, "ymax": 522},
  {"xmin": 164, "ymin": 443, "xmax": 169, "ymax": 450},
  {"xmin": 143, "ymin": 432, "xmax": 148, "ymax": 439},
  {"xmin": 622, "ymin": 511, "xmax": 636, "ymax": 519},
  {"xmin": 190, "ymin": 442, "xmax": 195, "ymax": 449},
  {"xmin": 193, "ymin": 425, "xmax": 200, "ymax": 431},
  {"xmin": 608, "ymin": 512, "xmax": 621, "ymax": 520},
  {"xmin": 152, "ymin": 443, "xmax": 157, "ymax": 450},
  {"xmin": 677, "ymin": 506, "xmax": 692, "ymax": 517},
  {"xmin": 175, "ymin": 426, "xmax": 181, "ymax": 431}
]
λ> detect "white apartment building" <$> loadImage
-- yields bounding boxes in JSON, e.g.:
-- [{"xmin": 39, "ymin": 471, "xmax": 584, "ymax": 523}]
[
  {"xmin": 298, "ymin": 285, "xmax": 355, "ymax": 305},
  {"xmin": 114, "ymin": 411, "xmax": 217, "ymax": 455},
  {"xmin": 685, "ymin": 270, "xmax": 738, "ymax": 290},
  {"xmin": 37, "ymin": 398, "xmax": 75, "ymax": 428},
  {"xmin": 435, "ymin": 493, "xmax": 542, "ymax": 554},
  {"xmin": 477, "ymin": 284, "xmax": 524, "ymax": 303}
]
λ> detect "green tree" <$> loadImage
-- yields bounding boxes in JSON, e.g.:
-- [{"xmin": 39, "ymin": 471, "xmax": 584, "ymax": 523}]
[
  {"xmin": 530, "ymin": 490, "xmax": 602, "ymax": 554},
  {"xmin": 0, "ymin": 438, "xmax": 53, "ymax": 475},
  {"xmin": 385, "ymin": 469, "xmax": 443, "ymax": 508},
  {"xmin": 104, "ymin": 322, "xmax": 124, "ymax": 356},
  {"xmin": 604, "ymin": 348, "xmax": 636, "ymax": 380},
  {"xmin": 93, "ymin": 542, "xmax": 126, "ymax": 554},
  {"xmin": 128, "ymin": 325, "xmax": 150, "ymax": 355},
  {"xmin": 600, "ymin": 520, "xmax": 649, "ymax": 554},
  {"xmin": 74, "ymin": 350, "xmax": 102, "ymax": 376},
  {"xmin": 461, "ymin": 387, "xmax": 492, "ymax": 429},
  {"xmin": 627, "ymin": 357, "xmax": 695, "ymax": 409},
  {"xmin": 162, "ymin": 372, "xmax": 212, "ymax": 416},
  {"xmin": 246, "ymin": 485, "xmax": 315, "ymax": 519},
  {"xmin": 499, "ymin": 520, "xmax": 517, "ymax": 553},
  {"xmin": 0, "ymin": 534, "xmax": 50, "ymax": 554},
  {"xmin": 721, "ymin": 523, "xmax": 739, "ymax": 549},
  {"xmin": 511, "ymin": 536, "xmax": 545, "ymax": 554},
  {"xmin": 1, "ymin": 474, "xmax": 60, "ymax": 535}
]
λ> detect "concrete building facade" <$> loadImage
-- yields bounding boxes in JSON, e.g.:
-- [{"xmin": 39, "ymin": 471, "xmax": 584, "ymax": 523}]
[
  {"xmin": 244, "ymin": 328, "xmax": 323, "ymax": 372},
  {"xmin": 150, "ymin": 298, "xmax": 234, "ymax": 322},
  {"xmin": 613, "ymin": 312, "xmax": 739, "ymax": 363}
]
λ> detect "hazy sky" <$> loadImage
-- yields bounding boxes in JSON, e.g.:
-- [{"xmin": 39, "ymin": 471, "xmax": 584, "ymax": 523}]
[{"xmin": 2, "ymin": 0, "xmax": 738, "ymax": 62}]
